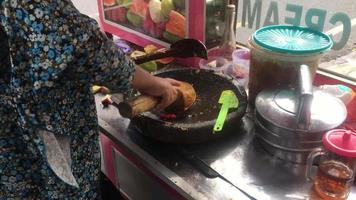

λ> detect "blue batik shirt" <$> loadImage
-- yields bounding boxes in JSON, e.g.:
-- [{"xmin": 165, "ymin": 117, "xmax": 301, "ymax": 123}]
[{"xmin": 0, "ymin": 0, "xmax": 135, "ymax": 199}]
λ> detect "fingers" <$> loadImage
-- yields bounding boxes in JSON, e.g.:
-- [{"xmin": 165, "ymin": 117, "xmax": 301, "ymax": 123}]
[
  {"xmin": 166, "ymin": 78, "xmax": 181, "ymax": 87},
  {"xmin": 156, "ymin": 87, "xmax": 178, "ymax": 109},
  {"xmin": 156, "ymin": 98, "xmax": 168, "ymax": 110},
  {"xmin": 156, "ymin": 92, "xmax": 171, "ymax": 109}
]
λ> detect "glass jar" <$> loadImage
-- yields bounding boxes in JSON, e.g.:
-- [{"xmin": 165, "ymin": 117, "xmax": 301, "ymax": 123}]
[{"xmin": 306, "ymin": 129, "xmax": 356, "ymax": 200}]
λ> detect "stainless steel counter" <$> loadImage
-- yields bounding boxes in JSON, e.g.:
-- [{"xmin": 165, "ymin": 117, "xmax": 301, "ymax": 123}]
[{"xmin": 96, "ymin": 94, "xmax": 356, "ymax": 200}]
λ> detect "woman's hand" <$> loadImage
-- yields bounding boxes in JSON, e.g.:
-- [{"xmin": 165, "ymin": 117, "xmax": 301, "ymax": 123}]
[
  {"xmin": 141, "ymin": 77, "xmax": 181, "ymax": 109},
  {"xmin": 132, "ymin": 66, "xmax": 181, "ymax": 109}
]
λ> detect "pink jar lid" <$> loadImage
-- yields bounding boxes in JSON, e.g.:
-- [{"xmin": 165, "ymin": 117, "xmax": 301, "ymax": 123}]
[{"xmin": 323, "ymin": 129, "xmax": 356, "ymax": 158}]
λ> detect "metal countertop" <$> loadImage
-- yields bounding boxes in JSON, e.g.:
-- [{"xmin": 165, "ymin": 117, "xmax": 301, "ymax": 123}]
[{"xmin": 96, "ymin": 94, "xmax": 356, "ymax": 200}]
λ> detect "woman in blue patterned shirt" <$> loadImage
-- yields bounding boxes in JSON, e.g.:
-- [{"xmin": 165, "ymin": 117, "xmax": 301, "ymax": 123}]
[{"xmin": 0, "ymin": 0, "xmax": 179, "ymax": 199}]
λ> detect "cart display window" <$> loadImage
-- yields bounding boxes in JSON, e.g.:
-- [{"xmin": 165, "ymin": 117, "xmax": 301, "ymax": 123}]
[{"xmin": 102, "ymin": 0, "xmax": 187, "ymax": 45}]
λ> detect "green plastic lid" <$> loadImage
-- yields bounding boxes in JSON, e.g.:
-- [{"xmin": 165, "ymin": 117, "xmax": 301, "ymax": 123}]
[{"xmin": 253, "ymin": 25, "xmax": 333, "ymax": 54}]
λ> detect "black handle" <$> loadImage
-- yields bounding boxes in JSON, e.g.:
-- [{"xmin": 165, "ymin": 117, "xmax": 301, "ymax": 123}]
[{"xmin": 132, "ymin": 49, "xmax": 178, "ymax": 65}]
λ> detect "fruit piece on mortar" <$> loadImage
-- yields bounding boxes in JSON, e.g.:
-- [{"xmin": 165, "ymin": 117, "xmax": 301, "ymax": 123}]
[
  {"xmin": 161, "ymin": 0, "xmax": 175, "ymax": 19},
  {"xmin": 149, "ymin": 0, "xmax": 166, "ymax": 23},
  {"xmin": 126, "ymin": 10, "xmax": 143, "ymax": 27}
]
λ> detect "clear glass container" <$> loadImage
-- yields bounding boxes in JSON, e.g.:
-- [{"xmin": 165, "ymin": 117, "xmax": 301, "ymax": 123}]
[
  {"xmin": 205, "ymin": 0, "xmax": 238, "ymax": 48},
  {"xmin": 218, "ymin": 4, "xmax": 236, "ymax": 60},
  {"xmin": 306, "ymin": 129, "xmax": 356, "ymax": 200}
]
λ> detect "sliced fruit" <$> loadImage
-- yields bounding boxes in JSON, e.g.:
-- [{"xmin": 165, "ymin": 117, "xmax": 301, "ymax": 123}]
[
  {"xmin": 117, "ymin": 0, "xmax": 132, "ymax": 8},
  {"xmin": 104, "ymin": 0, "xmax": 116, "ymax": 7},
  {"xmin": 163, "ymin": 31, "xmax": 181, "ymax": 43},
  {"xmin": 153, "ymin": 21, "xmax": 166, "ymax": 38},
  {"xmin": 148, "ymin": 0, "xmax": 165, "ymax": 23},
  {"xmin": 143, "ymin": 10, "xmax": 155, "ymax": 35},
  {"xmin": 130, "ymin": 0, "xmax": 148, "ymax": 18},
  {"xmin": 130, "ymin": 50, "xmax": 146, "ymax": 59},
  {"xmin": 165, "ymin": 10, "xmax": 185, "ymax": 38},
  {"xmin": 139, "ymin": 61, "xmax": 158, "ymax": 72},
  {"xmin": 143, "ymin": 44, "xmax": 174, "ymax": 64},
  {"xmin": 126, "ymin": 10, "xmax": 143, "ymax": 27},
  {"xmin": 161, "ymin": 0, "xmax": 175, "ymax": 18},
  {"xmin": 144, "ymin": 44, "xmax": 159, "ymax": 54},
  {"xmin": 143, "ymin": 10, "xmax": 165, "ymax": 37}
]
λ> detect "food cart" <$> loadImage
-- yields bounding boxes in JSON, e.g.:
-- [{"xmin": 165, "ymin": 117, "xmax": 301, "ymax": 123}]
[{"xmin": 95, "ymin": 0, "xmax": 356, "ymax": 199}]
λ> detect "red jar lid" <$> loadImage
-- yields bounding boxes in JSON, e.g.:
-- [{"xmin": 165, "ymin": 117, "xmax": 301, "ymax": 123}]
[{"xmin": 323, "ymin": 129, "xmax": 356, "ymax": 158}]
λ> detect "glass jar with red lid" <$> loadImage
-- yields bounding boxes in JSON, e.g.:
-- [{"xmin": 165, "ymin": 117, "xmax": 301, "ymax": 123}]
[{"xmin": 306, "ymin": 129, "xmax": 356, "ymax": 200}]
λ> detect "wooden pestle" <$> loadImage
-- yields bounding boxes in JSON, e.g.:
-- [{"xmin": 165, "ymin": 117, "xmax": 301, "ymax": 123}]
[{"xmin": 118, "ymin": 82, "xmax": 196, "ymax": 118}]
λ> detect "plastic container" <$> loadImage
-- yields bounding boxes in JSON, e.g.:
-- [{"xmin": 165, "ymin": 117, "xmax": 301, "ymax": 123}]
[
  {"xmin": 248, "ymin": 25, "xmax": 333, "ymax": 105},
  {"xmin": 318, "ymin": 84, "xmax": 355, "ymax": 105},
  {"xmin": 199, "ymin": 56, "xmax": 229, "ymax": 73},
  {"xmin": 224, "ymin": 49, "xmax": 250, "ymax": 87},
  {"xmin": 317, "ymin": 85, "xmax": 356, "ymax": 123}
]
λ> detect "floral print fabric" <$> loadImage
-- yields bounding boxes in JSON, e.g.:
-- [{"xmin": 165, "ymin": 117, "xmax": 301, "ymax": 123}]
[{"xmin": 0, "ymin": 0, "xmax": 135, "ymax": 199}]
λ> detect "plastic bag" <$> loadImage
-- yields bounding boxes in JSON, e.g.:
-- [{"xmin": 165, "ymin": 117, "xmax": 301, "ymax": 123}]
[{"xmin": 318, "ymin": 84, "xmax": 356, "ymax": 122}]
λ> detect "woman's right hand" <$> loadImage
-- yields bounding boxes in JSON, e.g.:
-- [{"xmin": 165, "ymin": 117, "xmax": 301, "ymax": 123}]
[
  {"xmin": 132, "ymin": 66, "xmax": 181, "ymax": 109},
  {"xmin": 140, "ymin": 76, "xmax": 181, "ymax": 109}
]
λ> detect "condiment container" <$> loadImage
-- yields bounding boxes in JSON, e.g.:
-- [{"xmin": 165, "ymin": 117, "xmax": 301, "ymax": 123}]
[
  {"xmin": 306, "ymin": 129, "xmax": 356, "ymax": 200},
  {"xmin": 248, "ymin": 25, "xmax": 333, "ymax": 106}
]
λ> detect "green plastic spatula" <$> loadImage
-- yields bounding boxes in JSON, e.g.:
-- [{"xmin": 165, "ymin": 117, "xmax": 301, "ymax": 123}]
[{"xmin": 213, "ymin": 90, "xmax": 239, "ymax": 133}]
